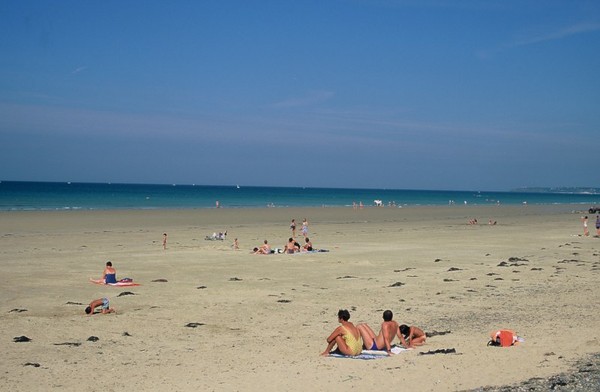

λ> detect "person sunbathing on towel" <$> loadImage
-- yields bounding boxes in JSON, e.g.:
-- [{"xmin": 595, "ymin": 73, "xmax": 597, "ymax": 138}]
[
  {"xmin": 357, "ymin": 310, "xmax": 401, "ymax": 354},
  {"xmin": 399, "ymin": 324, "xmax": 426, "ymax": 348},
  {"xmin": 85, "ymin": 298, "xmax": 115, "ymax": 315},
  {"xmin": 302, "ymin": 237, "xmax": 313, "ymax": 252},
  {"xmin": 102, "ymin": 261, "xmax": 117, "ymax": 284},
  {"xmin": 321, "ymin": 309, "xmax": 363, "ymax": 356},
  {"xmin": 254, "ymin": 240, "xmax": 271, "ymax": 254}
]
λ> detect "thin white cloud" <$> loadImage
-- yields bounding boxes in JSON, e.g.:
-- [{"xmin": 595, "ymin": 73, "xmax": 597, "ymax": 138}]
[
  {"xmin": 512, "ymin": 22, "xmax": 600, "ymax": 47},
  {"xmin": 72, "ymin": 66, "xmax": 87, "ymax": 74},
  {"xmin": 478, "ymin": 21, "xmax": 600, "ymax": 59},
  {"xmin": 270, "ymin": 90, "xmax": 335, "ymax": 108}
]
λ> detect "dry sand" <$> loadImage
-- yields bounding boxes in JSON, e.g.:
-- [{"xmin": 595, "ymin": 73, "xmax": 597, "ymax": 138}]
[{"xmin": 1, "ymin": 205, "xmax": 599, "ymax": 391}]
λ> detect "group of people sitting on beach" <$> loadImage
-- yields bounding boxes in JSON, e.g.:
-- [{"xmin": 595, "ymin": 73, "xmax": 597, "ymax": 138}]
[
  {"xmin": 321, "ymin": 309, "xmax": 426, "ymax": 356},
  {"xmin": 253, "ymin": 237, "xmax": 313, "ymax": 254},
  {"xmin": 205, "ymin": 231, "xmax": 227, "ymax": 241},
  {"xmin": 468, "ymin": 218, "xmax": 497, "ymax": 225}
]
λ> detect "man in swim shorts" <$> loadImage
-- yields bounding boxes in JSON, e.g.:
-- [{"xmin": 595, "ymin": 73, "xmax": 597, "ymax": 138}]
[
  {"xmin": 85, "ymin": 298, "xmax": 115, "ymax": 315},
  {"xmin": 357, "ymin": 310, "xmax": 401, "ymax": 354}
]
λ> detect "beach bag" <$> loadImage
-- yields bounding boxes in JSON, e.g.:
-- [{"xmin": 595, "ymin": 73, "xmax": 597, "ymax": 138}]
[{"xmin": 488, "ymin": 330, "xmax": 514, "ymax": 347}]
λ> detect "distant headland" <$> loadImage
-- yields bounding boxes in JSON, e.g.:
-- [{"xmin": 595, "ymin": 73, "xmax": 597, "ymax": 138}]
[{"xmin": 512, "ymin": 187, "xmax": 600, "ymax": 195}]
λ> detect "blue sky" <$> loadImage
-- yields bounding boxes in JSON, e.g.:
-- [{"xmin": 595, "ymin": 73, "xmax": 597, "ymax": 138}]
[{"xmin": 1, "ymin": 0, "xmax": 598, "ymax": 190}]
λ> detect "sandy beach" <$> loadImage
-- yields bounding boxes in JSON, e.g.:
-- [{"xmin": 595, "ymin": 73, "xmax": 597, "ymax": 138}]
[{"xmin": 1, "ymin": 205, "xmax": 599, "ymax": 391}]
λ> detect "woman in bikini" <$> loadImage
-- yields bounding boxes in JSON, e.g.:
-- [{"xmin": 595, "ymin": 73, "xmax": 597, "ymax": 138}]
[{"xmin": 321, "ymin": 309, "xmax": 363, "ymax": 356}]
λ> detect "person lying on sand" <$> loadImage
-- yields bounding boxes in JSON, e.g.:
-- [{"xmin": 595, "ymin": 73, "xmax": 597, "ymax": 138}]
[
  {"xmin": 399, "ymin": 324, "xmax": 426, "ymax": 348},
  {"xmin": 321, "ymin": 309, "xmax": 363, "ymax": 356},
  {"xmin": 357, "ymin": 310, "xmax": 401, "ymax": 354},
  {"xmin": 85, "ymin": 298, "xmax": 115, "ymax": 315},
  {"xmin": 254, "ymin": 240, "xmax": 271, "ymax": 254}
]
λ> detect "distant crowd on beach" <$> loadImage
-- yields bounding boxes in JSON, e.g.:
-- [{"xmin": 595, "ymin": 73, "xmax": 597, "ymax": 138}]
[
  {"xmin": 468, "ymin": 218, "xmax": 497, "ymax": 225},
  {"xmin": 252, "ymin": 218, "xmax": 317, "ymax": 254}
]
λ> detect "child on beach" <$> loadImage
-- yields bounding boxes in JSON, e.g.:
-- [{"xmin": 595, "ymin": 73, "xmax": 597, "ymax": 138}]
[
  {"xmin": 232, "ymin": 238, "xmax": 239, "ymax": 250},
  {"xmin": 399, "ymin": 324, "xmax": 426, "ymax": 348},
  {"xmin": 582, "ymin": 216, "xmax": 589, "ymax": 236},
  {"xmin": 301, "ymin": 218, "xmax": 309, "ymax": 238},
  {"xmin": 85, "ymin": 298, "xmax": 115, "ymax": 315},
  {"xmin": 290, "ymin": 219, "xmax": 296, "ymax": 238},
  {"xmin": 163, "ymin": 233, "xmax": 168, "ymax": 249},
  {"xmin": 357, "ymin": 310, "xmax": 401, "ymax": 354}
]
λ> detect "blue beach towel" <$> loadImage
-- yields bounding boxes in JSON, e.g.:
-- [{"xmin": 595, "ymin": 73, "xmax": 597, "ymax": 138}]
[{"xmin": 328, "ymin": 346, "xmax": 410, "ymax": 360}]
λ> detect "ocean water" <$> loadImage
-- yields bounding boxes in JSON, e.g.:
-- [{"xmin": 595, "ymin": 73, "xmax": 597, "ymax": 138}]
[{"xmin": 1, "ymin": 181, "xmax": 599, "ymax": 211}]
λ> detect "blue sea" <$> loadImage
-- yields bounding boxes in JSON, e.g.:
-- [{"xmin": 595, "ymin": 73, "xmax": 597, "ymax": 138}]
[{"xmin": 1, "ymin": 181, "xmax": 599, "ymax": 211}]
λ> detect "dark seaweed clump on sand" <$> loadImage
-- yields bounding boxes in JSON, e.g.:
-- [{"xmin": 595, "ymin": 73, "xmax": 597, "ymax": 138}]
[{"xmin": 471, "ymin": 352, "xmax": 600, "ymax": 392}]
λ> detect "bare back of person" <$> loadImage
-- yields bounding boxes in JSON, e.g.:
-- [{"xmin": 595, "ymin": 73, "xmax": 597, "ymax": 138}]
[
  {"xmin": 357, "ymin": 310, "xmax": 401, "ymax": 353},
  {"xmin": 377, "ymin": 320, "xmax": 400, "ymax": 350}
]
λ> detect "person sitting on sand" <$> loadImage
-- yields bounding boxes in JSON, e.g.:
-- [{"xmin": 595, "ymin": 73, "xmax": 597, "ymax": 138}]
[
  {"xmin": 303, "ymin": 237, "xmax": 313, "ymax": 252},
  {"xmin": 357, "ymin": 310, "xmax": 401, "ymax": 354},
  {"xmin": 321, "ymin": 309, "xmax": 363, "ymax": 356},
  {"xmin": 85, "ymin": 298, "xmax": 115, "ymax": 315},
  {"xmin": 254, "ymin": 240, "xmax": 271, "ymax": 254},
  {"xmin": 103, "ymin": 261, "xmax": 117, "ymax": 284},
  {"xmin": 399, "ymin": 324, "xmax": 426, "ymax": 348},
  {"xmin": 283, "ymin": 238, "xmax": 296, "ymax": 254}
]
